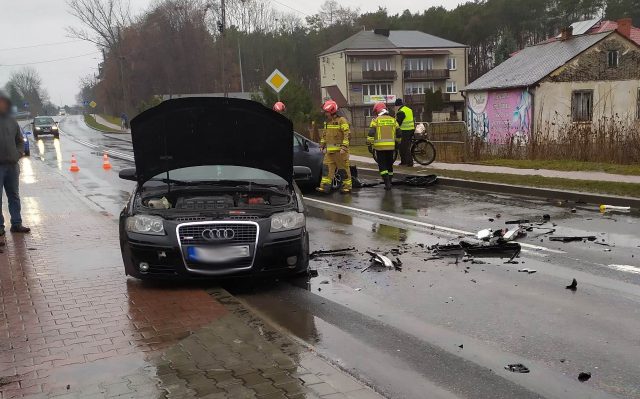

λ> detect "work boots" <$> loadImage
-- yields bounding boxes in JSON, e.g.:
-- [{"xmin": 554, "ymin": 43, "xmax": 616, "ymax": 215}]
[{"xmin": 383, "ymin": 175, "xmax": 392, "ymax": 191}]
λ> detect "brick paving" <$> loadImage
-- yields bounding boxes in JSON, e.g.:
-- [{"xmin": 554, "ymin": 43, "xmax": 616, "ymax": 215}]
[{"xmin": 1, "ymin": 158, "xmax": 382, "ymax": 398}]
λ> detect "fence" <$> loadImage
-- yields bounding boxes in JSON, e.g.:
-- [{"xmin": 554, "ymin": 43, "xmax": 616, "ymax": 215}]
[{"xmin": 418, "ymin": 121, "xmax": 467, "ymax": 162}]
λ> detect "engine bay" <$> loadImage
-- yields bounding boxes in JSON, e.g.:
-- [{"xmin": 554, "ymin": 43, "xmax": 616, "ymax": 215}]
[{"xmin": 139, "ymin": 189, "xmax": 291, "ymax": 211}]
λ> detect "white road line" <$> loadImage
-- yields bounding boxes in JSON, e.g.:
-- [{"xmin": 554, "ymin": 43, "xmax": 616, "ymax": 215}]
[
  {"xmin": 608, "ymin": 264, "xmax": 640, "ymax": 274},
  {"xmin": 305, "ymin": 197, "xmax": 564, "ymax": 254}
]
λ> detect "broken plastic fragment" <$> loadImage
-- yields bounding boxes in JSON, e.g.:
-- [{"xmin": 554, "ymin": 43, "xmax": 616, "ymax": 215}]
[
  {"xmin": 566, "ymin": 278, "xmax": 577, "ymax": 291},
  {"xmin": 578, "ymin": 372, "xmax": 591, "ymax": 382},
  {"xmin": 505, "ymin": 363, "xmax": 530, "ymax": 373}
]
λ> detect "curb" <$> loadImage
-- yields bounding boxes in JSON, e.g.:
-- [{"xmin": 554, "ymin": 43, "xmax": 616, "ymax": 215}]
[{"xmin": 354, "ymin": 164, "xmax": 640, "ymax": 208}]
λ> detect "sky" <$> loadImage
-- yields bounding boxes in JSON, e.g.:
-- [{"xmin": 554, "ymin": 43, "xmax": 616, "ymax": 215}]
[{"xmin": 0, "ymin": 0, "xmax": 461, "ymax": 106}]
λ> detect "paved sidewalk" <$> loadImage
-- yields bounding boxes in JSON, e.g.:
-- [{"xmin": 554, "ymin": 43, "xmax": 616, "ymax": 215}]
[
  {"xmin": 350, "ymin": 154, "xmax": 640, "ymax": 184},
  {"xmin": 0, "ymin": 158, "xmax": 382, "ymax": 399},
  {"xmin": 92, "ymin": 114, "xmax": 130, "ymax": 133}
]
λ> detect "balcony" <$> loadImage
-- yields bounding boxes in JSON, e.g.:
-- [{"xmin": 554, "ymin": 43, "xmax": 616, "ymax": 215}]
[
  {"xmin": 348, "ymin": 70, "xmax": 397, "ymax": 81},
  {"xmin": 403, "ymin": 92, "xmax": 452, "ymax": 105},
  {"xmin": 403, "ymin": 69, "xmax": 450, "ymax": 80}
]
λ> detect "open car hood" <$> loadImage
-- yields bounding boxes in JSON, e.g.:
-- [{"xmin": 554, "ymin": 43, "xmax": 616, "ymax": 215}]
[{"xmin": 130, "ymin": 97, "xmax": 294, "ymax": 185}]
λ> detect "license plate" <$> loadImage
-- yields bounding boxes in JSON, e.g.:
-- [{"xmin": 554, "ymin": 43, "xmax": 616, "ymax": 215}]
[{"xmin": 186, "ymin": 246, "xmax": 250, "ymax": 263}]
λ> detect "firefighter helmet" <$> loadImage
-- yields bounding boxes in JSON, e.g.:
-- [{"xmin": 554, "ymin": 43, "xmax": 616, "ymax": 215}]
[
  {"xmin": 372, "ymin": 102, "xmax": 387, "ymax": 115},
  {"xmin": 321, "ymin": 100, "xmax": 338, "ymax": 114},
  {"xmin": 273, "ymin": 101, "xmax": 286, "ymax": 113}
]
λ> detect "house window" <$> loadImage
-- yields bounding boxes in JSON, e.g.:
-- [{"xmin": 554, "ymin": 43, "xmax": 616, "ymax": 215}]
[
  {"xmin": 447, "ymin": 57, "xmax": 457, "ymax": 70},
  {"xmin": 445, "ymin": 80, "xmax": 457, "ymax": 93},
  {"xmin": 363, "ymin": 83, "xmax": 392, "ymax": 96},
  {"xmin": 571, "ymin": 90, "xmax": 593, "ymax": 122},
  {"xmin": 405, "ymin": 82, "xmax": 434, "ymax": 95},
  {"xmin": 404, "ymin": 58, "xmax": 433, "ymax": 71},
  {"xmin": 608, "ymin": 50, "xmax": 619, "ymax": 68},
  {"xmin": 362, "ymin": 59, "xmax": 390, "ymax": 71}
]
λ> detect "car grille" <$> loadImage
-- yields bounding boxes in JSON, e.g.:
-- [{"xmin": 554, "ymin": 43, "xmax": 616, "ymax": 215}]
[
  {"xmin": 174, "ymin": 215, "xmax": 259, "ymax": 222},
  {"xmin": 178, "ymin": 223, "xmax": 258, "ymax": 246}
]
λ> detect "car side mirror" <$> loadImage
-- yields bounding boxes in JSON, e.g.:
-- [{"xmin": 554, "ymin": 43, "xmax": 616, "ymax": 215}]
[
  {"xmin": 302, "ymin": 140, "xmax": 309, "ymax": 152},
  {"xmin": 293, "ymin": 166, "xmax": 312, "ymax": 181},
  {"xmin": 119, "ymin": 168, "xmax": 137, "ymax": 181}
]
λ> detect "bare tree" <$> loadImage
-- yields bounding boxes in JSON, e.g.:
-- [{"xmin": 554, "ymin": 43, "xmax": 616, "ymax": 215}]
[
  {"xmin": 8, "ymin": 67, "xmax": 47, "ymax": 114},
  {"xmin": 67, "ymin": 0, "xmax": 132, "ymax": 49}
]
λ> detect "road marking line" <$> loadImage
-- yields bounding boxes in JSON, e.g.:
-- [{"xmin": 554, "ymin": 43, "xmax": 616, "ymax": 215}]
[
  {"xmin": 608, "ymin": 264, "xmax": 640, "ymax": 274},
  {"xmin": 305, "ymin": 197, "xmax": 564, "ymax": 254}
]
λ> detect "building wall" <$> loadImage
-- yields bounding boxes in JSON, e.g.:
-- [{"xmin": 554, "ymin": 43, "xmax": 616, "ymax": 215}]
[
  {"xmin": 534, "ymin": 80, "xmax": 640, "ymax": 134},
  {"xmin": 319, "ymin": 52, "xmax": 347, "ymax": 102},
  {"xmin": 466, "ymin": 89, "xmax": 533, "ymax": 143},
  {"xmin": 447, "ymin": 47, "xmax": 468, "ymax": 103}
]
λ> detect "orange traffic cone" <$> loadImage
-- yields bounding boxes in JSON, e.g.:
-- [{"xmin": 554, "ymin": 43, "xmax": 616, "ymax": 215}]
[
  {"xmin": 69, "ymin": 154, "xmax": 80, "ymax": 172},
  {"xmin": 102, "ymin": 152, "xmax": 112, "ymax": 170}
]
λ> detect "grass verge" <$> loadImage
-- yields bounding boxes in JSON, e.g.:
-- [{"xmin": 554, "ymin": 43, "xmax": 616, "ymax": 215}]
[
  {"xmin": 84, "ymin": 114, "xmax": 120, "ymax": 133},
  {"xmin": 100, "ymin": 114, "xmax": 122, "ymax": 126},
  {"xmin": 351, "ymin": 160, "xmax": 640, "ymax": 198},
  {"xmin": 474, "ymin": 159, "xmax": 640, "ymax": 176}
]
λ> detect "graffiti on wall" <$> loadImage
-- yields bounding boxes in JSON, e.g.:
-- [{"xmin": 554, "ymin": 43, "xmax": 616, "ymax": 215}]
[{"xmin": 467, "ymin": 89, "xmax": 532, "ymax": 143}]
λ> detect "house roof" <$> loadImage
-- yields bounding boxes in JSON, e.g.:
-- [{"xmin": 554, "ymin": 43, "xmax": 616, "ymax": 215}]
[
  {"xmin": 592, "ymin": 20, "xmax": 640, "ymax": 45},
  {"xmin": 464, "ymin": 31, "xmax": 612, "ymax": 91},
  {"xmin": 320, "ymin": 30, "xmax": 467, "ymax": 55}
]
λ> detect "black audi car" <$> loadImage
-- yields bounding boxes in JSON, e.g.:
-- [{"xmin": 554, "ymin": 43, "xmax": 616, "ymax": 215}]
[{"xmin": 118, "ymin": 97, "xmax": 310, "ymax": 279}]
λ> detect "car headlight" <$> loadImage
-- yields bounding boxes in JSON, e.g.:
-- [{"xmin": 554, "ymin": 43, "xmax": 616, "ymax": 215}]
[
  {"xmin": 270, "ymin": 211, "xmax": 305, "ymax": 232},
  {"xmin": 126, "ymin": 215, "xmax": 165, "ymax": 235},
  {"xmin": 35, "ymin": 127, "xmax": 41, "ymax": 130},
  {"xmin": 52, "ymin": 126, "xmax": 58, "ymax": 130},
  {"xmin": 23, "ymin": 137, "xmax": 27, "ymax": 142}
]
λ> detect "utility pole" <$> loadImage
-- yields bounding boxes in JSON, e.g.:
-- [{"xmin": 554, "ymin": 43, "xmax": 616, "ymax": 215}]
[
  {"xmin": 238, "ymin": 38, "xmax": 244, "ymax": 93},
  {"xmin": 219, "ymin": 0, "xmax": 226, "ymax": 97}
]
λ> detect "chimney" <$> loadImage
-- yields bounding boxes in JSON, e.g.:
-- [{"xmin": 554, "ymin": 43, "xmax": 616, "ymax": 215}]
[
  {"xmin": 374, "ymin": 28, "xmax": 390, "ymax": 37},
  {"xmin": 617, "ymin": 18, "xmax": 632, "ymax": 39},
  {"xmin": 560, "ymin": 26, "xmax": 573, "ymax": 41}
]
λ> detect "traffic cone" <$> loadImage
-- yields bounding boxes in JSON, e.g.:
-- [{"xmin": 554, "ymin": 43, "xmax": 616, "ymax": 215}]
[
  {"xmin": 102, "ymin": 151, "xmax": 112, "ymax": 170},
  {"xmin": 69, "ymin": 154, "xmax": 80, "ymax": 172}
]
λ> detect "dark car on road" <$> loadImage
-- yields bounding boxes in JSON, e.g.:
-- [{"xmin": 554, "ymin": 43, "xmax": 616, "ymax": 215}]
[
  {"xmin": 31, "ymin": 116, "xmax": 59, "ymax": 139},
  {"xmin": 118, "ymin": 97, "xmax": 311, "ymax": 279},
  {"xmin": 293, "ymin": 132, "xmax": 322, "ymax": 188}
]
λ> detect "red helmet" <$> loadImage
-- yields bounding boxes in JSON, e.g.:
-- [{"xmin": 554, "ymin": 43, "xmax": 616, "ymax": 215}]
[
  {"xmin": 273, "ymin": 101, "xmax": 286, "ymax": 113},
  {"xmin": 372, "ymin": 102, "xmax": 387, "ymax": 115},
  {"xmin": 321, "ymin": 100, "xmax": 338, "ymax": 114}
]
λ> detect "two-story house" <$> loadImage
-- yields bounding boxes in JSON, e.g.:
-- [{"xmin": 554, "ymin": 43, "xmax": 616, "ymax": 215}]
[{"xmin": 319, "ymin": 29, "xmax": 469, "ymax": 129}]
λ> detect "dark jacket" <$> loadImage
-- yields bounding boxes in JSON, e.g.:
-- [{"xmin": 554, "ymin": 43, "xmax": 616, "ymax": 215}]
[{"xmin": 0, "ymin": 91, "xmax": 24, "ymax": 164}]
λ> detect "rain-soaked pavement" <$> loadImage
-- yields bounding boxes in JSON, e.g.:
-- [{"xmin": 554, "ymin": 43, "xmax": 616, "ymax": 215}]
[{"xmin": 2, "ymin": 115, "xmax": 639, "ymax": 398}]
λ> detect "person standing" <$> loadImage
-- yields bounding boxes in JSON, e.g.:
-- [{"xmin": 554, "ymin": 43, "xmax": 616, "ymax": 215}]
[
  {"xmin": 316, "ymin": 100, "xmax": 352, "ymax": 194},
  {"xmin": 394, "ymin": 98, "xmax": 415, "ymax": 167},
  {"xmin": 368, "ymin": 102, "xmax": 399, "ymax": 190},
  {"xmin": 0, "ymin": 91, "xmax": 30, "ymax": 236}
]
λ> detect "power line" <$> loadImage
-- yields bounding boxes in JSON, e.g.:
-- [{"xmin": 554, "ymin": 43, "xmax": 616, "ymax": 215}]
[
  {"xmin": 0, "ymin": 52, "xmax": 100, "ymax": 67},
  {"xmin": 0, "ymin": 40, "xmax": 85, "ymax": 52},
  {"xmin": 271, "ymin": 0, "xmax": 309, "ymax": 16}
]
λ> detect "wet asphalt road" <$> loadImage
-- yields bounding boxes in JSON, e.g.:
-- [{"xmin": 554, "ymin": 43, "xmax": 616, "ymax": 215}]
[{"xmin": 28, "ymin": 115, "xmax": 640, "ymax": 399}]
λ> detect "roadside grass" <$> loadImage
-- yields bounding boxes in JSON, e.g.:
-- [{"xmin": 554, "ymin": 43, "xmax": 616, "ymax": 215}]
[
  {"xmin": 100, "ymin": 114, "xmax": 122, "ymax": 126},
  {"xmin": 350, "ymin": 145, "xmax": 372, "ymax": 158},
  {"xmin": 351, "ymin": 160, "xmax": 640, "ymax": 198},
  {"xmin": 84, "ymin": 114, "xmax": 120, "ymax": 133},
  {"xmin": 474, "ymin": 159, "xmax": 640, "ymax": 176}
]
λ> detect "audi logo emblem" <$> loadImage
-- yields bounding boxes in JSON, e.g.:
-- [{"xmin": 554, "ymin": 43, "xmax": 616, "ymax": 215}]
[{"xmin": 202, "ymin": 228, "xmax": 235, "ymax": 241}]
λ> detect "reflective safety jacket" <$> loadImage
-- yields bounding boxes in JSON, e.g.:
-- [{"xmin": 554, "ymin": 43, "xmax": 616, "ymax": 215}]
[
  {"xmin": 321, "ymin": 116, "xmax": 350, "ymax": 153},
  {"xmin": 368, "ymin": 114, "xmax": 398, "ymax": 151},
  {"xmin": 397, "ymin": 105, "xmax": 415, "ymax": 131}
]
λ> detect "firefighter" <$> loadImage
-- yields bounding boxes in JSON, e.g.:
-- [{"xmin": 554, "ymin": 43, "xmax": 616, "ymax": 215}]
[
  {"xmin": 273, "ymin": 101, "xmax": 286, "ymax": 113},
  {"xmin": 368, "ymin": 102, "xmax": 399, "ymax": 190},
  {"xmin": 395, "ymin": 98, "xmax": 415, "ymax": 166},
  {"xmin": 316, "ymin": 100, "xmax": 352, "ymax": 194}
]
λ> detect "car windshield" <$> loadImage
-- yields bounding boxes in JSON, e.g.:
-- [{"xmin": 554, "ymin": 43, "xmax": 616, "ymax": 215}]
[
  {"xmin": 34, "ymin": 117, "xmax": 54, "ymax": 125},
  {"xmin": 146, "ymin": 165, "xmax": 286, "ymax": 186}
]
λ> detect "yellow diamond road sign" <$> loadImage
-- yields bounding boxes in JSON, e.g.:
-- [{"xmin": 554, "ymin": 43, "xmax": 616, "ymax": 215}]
[
  {"xmin": 89, "ymin": 101, "xmax": 97, "ymax": 108},
  {"xmin": 266, "ymin": 69, "xmax": 289, "ymax": 93}
]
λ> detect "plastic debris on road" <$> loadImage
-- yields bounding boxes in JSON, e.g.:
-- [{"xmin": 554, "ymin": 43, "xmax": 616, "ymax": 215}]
[
  {"xmin": 566, "ymin": 278, "xmax": 578, "ymax": 291},
  {"xmin": 310, "ymin": 247, "xmax": 356, "ymax": 259},
  {"xmin": 578, "ymin": 372, "xmax": 592, "ymax": 382},
  {"xmin": 505, "ymin": 363, "xmax": 530, "ymax": 373}
]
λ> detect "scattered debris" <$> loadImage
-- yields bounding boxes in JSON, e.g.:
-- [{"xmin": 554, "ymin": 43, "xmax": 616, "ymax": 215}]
[
  {"xmin": 320, "ymin": 280, "xmax": 329, "ymax": 284},
  {"xmin": 578, "ymin": 372, "xmax": 591, "ymax": 382},
  {"xmin": 354, "ymin": 288, "xmax": 362, "ymax": 291},
  {"xmin": 310, "ymin": 247, "xmax": 356, "ymax": 259},
  {"xmin": 338, "ymin": 273, "xmax": 342, "ymax": 280},
  {"xmin": 571, "ymin": 208, "xmax": 577, "ymax": 213},
  {"xmin": 505, "ymin": 363, "xmax": 530, "ymax": 373},
  {"xmin": 392, "ymin": 257, "xmax": 403, "ymax": 271},
  {"xmin": 506, "ymin": 214, "xmax": 551, "ymax": 225},
  {"xmin": 462, "ymin": 242, "xmax": 521, "ymax": 263},
  {"xmin": 308, "ymin": 269, "xmax": 319, "ymax": 278},
  {"xmin": 549, "ymin": 236, "xmax": 597, "ymax": 242},
  {"xmin": 470, "ymin": 279, "xmax": 477, "ymax": 283},
  {"xmin": 392, "ymin": 174, "xmax": 438, "ymax": 187},
  {"xmin": 518, "ymin": 268, "xmax": 537, "ymax": 274},
  {"xmin": 599, "ymin": 204, "xmax": 630, "ymax": 213},
  {"xmin": 458, "ymin": 344, "xmax": 464, "ymax": 349},
  {"xmin": 66, "ymin": 385, "xmax": 70, "ymax": 390},
  {"xmin": 566, "ymin": 278, "xmax": 578, "ymax": 291},
  {"xmin": 363, "ymin": 251, "xmax": 394, "ymax": 273},
  {"xmin": 593, "ymin": 241, "xmax": 614, "ymax": 247}
]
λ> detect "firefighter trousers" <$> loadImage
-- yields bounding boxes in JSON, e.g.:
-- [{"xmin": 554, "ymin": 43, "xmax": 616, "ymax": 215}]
[
  {"xmin": 320, "ymin": 151, "xmax": 352, "ymax": 190},
  {"xmin": 375, "ymin": 150, "xmax": 394, "ymax": 176}
]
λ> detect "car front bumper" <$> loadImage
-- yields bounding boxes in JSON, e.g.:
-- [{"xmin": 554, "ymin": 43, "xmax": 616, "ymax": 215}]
[{"xmin": 119, "ymin": 218, "xmax": 308, "ymax": 279}]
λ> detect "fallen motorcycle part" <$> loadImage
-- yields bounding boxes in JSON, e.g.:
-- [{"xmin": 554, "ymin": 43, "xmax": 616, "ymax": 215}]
[
  {"xmin": 476, "ymin": 228, "xmax": 493, "ymax": 241},
  {"xmin": 505, "ymin": 214, "xmax": 551, "ymax": 225},
  {"xmin": 434, "ymin": 244, "xmax": 466, "ymax": 257},
  {"xmin": 310, "ymin": 247, "xmax": 356, "ymax": 259},
  {"xmin": 504, "ymin": 363, "xmax": 530, "ymax": 373},
  {"xmin": 566, "ymin": 278, "xmax": 577, "ymax": 291},
  {"xmin": 518, "ymin": 268, "xmax": 537, "ymax": 274},
  {"xmin": 461, "ymin": 242, "xmax": 522, "ymax": 262},
  {"xmin": 502, "ymin": 227, "xmax": 525, "ymax": 241},
  {"xmin": 549, "ymin": 236, "xmax": 597, "ymax": 242},
  {"xmin": 365, "ymin": 251, "xmax": 394, "ymax": 269},
  {"xmin": 392, "ymin": 174, "xmax": 437, "ymax": 187},
  {"xmin": 392, "ymin": 257, "xmax": 403, "ymax": 271}
]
